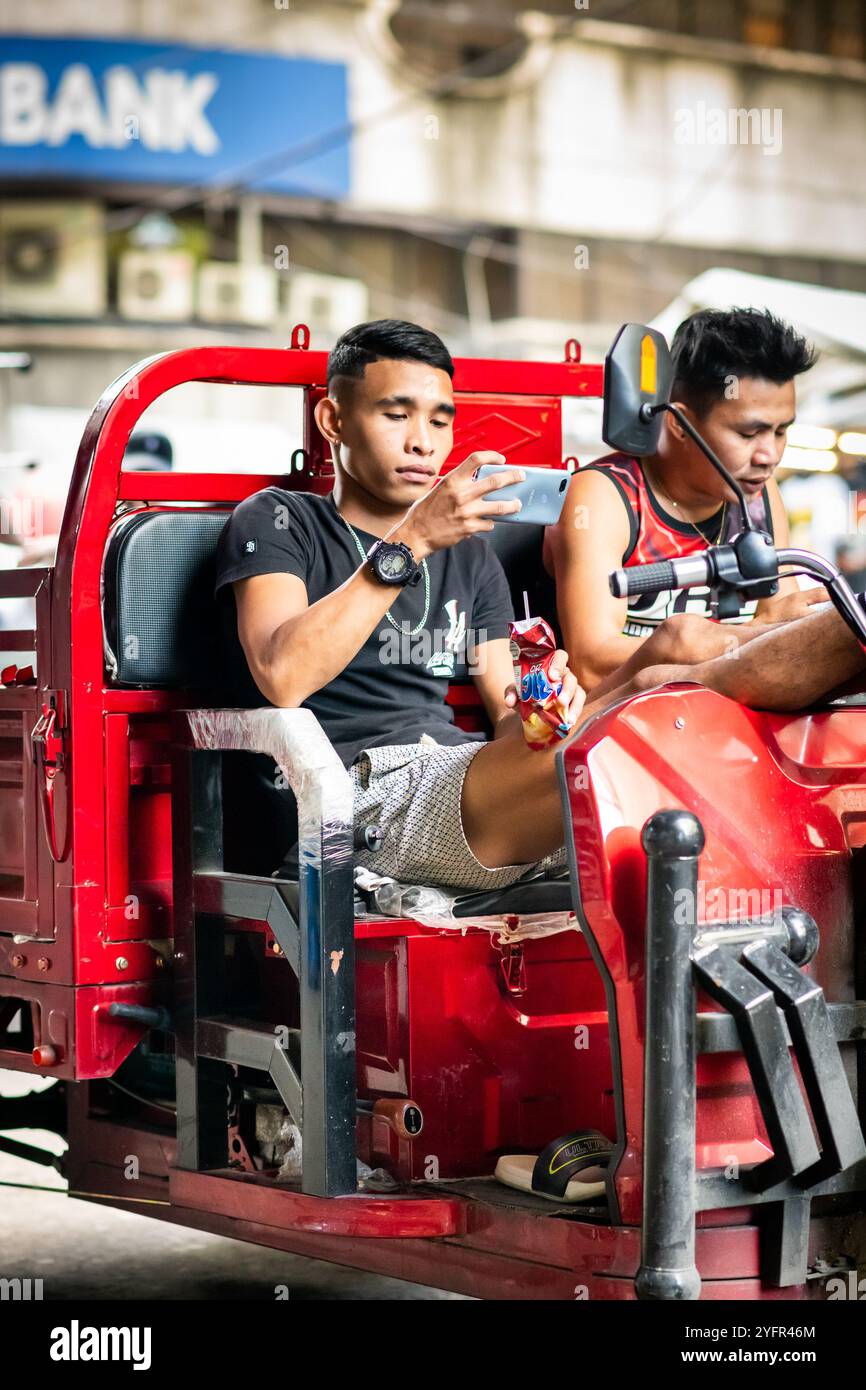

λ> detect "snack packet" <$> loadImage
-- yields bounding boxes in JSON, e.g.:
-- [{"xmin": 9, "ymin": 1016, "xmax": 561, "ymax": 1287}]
[{"xmin": 509, "ymin": 612, "xmax": 574, "ymax": 750}]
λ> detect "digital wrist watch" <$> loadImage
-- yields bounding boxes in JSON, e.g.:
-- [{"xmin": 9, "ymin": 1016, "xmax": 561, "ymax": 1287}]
[{"xmin": 367, "ymin": 539, "xmax": 422, "ymax": 587}]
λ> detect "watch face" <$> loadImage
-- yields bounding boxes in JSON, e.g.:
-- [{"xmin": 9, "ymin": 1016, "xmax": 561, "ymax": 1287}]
[{"xmin": 379, "ymin": 548, "xmax": 409, "ymax": 579}]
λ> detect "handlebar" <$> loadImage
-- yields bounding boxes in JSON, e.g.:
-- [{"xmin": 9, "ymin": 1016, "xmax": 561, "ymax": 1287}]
[
  {"xmin": 610, "ymin": 540, "xmax": 866, "ymax": 650},
  {"xmin": 610, "ymin": 555, "xmax": 711, "ymax": 599}
]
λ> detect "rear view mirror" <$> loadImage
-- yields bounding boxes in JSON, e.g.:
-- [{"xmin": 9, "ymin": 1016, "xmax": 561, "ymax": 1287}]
[{"xmin": 602, "ymin": 324, "xmax": 673, "ymax": 457}]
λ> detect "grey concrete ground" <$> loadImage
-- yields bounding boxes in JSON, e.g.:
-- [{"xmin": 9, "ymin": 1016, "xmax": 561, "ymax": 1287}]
[{"xmin": 0, "ymin": 1071, "xmax": 467, "ymax": 1301}]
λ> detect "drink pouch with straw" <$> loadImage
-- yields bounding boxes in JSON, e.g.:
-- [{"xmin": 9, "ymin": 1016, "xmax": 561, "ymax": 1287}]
[{"xmin": 509, "ymin": 592, "xmax": 574, "ymax": 750}]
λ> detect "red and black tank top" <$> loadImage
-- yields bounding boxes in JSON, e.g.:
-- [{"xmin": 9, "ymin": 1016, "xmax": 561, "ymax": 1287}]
[{"xmin": 587, "ymin": 452, "xmax": 774, "ymax": 637}]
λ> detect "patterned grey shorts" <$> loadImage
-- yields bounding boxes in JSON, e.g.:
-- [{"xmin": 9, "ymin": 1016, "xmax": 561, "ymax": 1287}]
[{"xmin": 350, "ymin": 738, "xmax": 567, "ymax": 893}]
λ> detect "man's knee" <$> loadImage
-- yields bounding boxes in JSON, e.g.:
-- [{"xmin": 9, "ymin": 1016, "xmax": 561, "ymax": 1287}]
[{"xmin": 631, "ymin": 661, "xmax": 695, "ymax": 694}]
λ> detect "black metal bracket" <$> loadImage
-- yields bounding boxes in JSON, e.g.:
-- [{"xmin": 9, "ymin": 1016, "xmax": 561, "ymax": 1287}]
[
  {"xmin": 697, "ymin": 999, "xmax": 866, "ymax": 1052},
  {"xmin": 691, "ymin": 943, "xmax": 820, "ymax": 1192},
  {"xmin": 171, "ymin": 715, "xmax": 357, "ymax": 1198},
  {"xmin": 195, "ymin": 871, "xmax": 301, "ymax": 977},
  {"xmin": 196, "ymin": 1015, "xmax": 303, "ymax": 1123},
  {"xmin": 742, "ymin": 939, "xmax": 866, "ymax": 1187}
]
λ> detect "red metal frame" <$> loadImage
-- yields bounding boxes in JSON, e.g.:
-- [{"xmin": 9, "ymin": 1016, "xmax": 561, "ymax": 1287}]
[
  {"xmin": 62, "ymin": 1091, "xmax": 863, "ymax": 1300},
  {"xmin": 2, "ymin": 335, "xmax": 865, "ymax": 1299}
]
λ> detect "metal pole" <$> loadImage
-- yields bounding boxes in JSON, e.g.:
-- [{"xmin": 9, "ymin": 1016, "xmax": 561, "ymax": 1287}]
[{"xmin": 635, "ymin": 808, "xmax": 703, "ymax": 1301}]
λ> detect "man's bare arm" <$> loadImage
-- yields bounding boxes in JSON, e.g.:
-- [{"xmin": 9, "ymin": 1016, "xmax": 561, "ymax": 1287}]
[
  {"xmin": 550, "ymin": 469, "xmax": 647, "ymax": 689},
  {"xmin": 630, "ymin": 601, "xmax": 866, "ymax": 713},
  {"xmin": 235, "ymin": 567, "xmax": 412, "ymax": 707}
]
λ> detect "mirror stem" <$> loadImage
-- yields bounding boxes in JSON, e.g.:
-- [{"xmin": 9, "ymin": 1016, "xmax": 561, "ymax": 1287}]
[{"xmin": 642, "ymin": 403, "xmax": 753, "ymax": 532}]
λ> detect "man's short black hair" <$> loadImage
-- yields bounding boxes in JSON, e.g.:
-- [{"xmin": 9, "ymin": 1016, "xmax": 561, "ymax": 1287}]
[
  {"xmin": 670, "ymin": 307, "xmax": 817, "ymax": 415},
  {"xmin": 327, "ymin": 319, "xmax": 454, "ymax": 393}
]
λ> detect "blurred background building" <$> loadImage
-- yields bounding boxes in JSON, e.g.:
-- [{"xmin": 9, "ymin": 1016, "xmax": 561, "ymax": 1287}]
[{"xmin": 1, "ymin": 0, "xmax": 866, "ymax": 563}]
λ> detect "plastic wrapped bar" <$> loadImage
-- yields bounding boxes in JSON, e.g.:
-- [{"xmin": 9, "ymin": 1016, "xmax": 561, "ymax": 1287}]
[{"xmin": 178, "ymin": 707, "xmax": 357, "ymax": 1198}]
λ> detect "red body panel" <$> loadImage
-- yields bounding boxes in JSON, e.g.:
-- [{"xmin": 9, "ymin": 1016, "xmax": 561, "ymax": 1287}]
[
  {"xmin": 354, "ymin": 927, "xmax": 613, "ymax": 1180},
  {"xmin": 563, "ymin": 686, "xmax": 866, "ymax": 1225}
]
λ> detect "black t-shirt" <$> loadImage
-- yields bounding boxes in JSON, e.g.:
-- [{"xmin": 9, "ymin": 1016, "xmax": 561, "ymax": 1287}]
[{"xmin": 213, "ymin": 488, "xmax": 515, "ymax": 770}]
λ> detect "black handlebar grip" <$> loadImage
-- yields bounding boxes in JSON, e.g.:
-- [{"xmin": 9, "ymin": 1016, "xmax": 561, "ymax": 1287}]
[{"xmin": 610, "ymin": 561, "xmax": 678, "ymax": 599}]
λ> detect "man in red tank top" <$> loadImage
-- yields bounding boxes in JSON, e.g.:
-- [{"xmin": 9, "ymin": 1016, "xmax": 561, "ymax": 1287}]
[{"xmin": 548, "ymin": 308, "xmax": 826, "ymax": 695}]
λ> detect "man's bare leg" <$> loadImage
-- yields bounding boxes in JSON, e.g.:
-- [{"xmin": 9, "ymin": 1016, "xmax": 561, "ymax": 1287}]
[
  {"xmin": 462, "ymin": 602, "xmax": 866, "ymax": 870},
  {"xmin": 629, "ymin": 602, "xmax": 866, "ymax": 712},
  {"xmin": 589, "ymin": 613, "xmax": 786, "ymax": 702},
  {"xmin": 461, "ymin": 684, "xmax": 626, "ymax": 868}
]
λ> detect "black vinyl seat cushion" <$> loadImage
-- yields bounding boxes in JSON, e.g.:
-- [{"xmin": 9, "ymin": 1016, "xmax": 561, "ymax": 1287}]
[
  {"xmin": 486, "ymin": 520, "xmax": 559, "ymax": 643},
  {"xmin": 450, "ymin": 871, "xmax": 572, "ymax": 917},
  {"xmin": 103, "ymin": 508, "xmax": 228, "ymax": 687}
]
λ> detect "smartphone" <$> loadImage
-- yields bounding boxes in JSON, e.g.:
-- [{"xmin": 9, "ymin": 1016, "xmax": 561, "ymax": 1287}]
[{"xmin": 475, "ymin": 464, "xmax": 570, "ymax": 526}]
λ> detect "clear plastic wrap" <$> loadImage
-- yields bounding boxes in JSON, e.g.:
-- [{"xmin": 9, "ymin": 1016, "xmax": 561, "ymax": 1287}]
[
  {"xmin": 353, "ymin": 866, "xmax": 578, "ymax": 943},
  {"xmin": 185, "ymin": 706, "xmax": 354, "ymax": 872}
]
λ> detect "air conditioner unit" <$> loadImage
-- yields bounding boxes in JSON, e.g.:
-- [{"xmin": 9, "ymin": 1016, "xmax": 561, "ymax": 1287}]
[
  {"xmin": 0, "ymin": 201, "xmax": 107, "ymax": 319},
  {"xmin": 286, "ymin": 273, "xmax": 369, "ymax": 339},
  {"xmin": 197, "ymin": 263, "xmax": 278, "ymax": 326},
  {"xmin": 118, "ymin": 250, "xmax": 195, "ymax": 322}
]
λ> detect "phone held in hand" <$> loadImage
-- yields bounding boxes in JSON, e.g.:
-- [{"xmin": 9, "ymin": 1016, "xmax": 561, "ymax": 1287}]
[{"xmin": 475, "ymin": 464, "xmax": 570, "ymax": 526}]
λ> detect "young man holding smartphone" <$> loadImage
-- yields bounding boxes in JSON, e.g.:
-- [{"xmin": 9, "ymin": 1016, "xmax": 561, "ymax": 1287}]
[{"xmin": 215, "ymin": 319, "xmax": 584, "ymax": 891}]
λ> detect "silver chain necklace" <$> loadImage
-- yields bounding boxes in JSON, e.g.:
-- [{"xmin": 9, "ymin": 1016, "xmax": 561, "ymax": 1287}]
[{"xmin": 339, "ymin": 513, "xmax": 431, "ymax": 636}]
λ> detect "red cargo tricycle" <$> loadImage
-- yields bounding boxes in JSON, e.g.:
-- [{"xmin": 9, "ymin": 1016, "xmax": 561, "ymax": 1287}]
[{"xmin": 1, "ymin": 323, "xmax": 864, "ymax": 1301}]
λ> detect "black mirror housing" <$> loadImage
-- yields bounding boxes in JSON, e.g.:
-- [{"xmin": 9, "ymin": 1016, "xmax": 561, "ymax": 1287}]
[{"xmin": 602, "ymin": 324, "xmax": 674, "ymax": 457}]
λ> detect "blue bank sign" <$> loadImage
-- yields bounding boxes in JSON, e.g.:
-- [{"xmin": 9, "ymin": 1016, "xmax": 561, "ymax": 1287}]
[{"xmin": 0, "ymin": 36, "xmax": 349, "ymax": 196}]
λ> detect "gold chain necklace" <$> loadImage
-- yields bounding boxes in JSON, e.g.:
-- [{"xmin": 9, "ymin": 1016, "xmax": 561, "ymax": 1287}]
[{"xmin": 644, "ymin": 462, "xmax": 728, "ymax": 545}]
